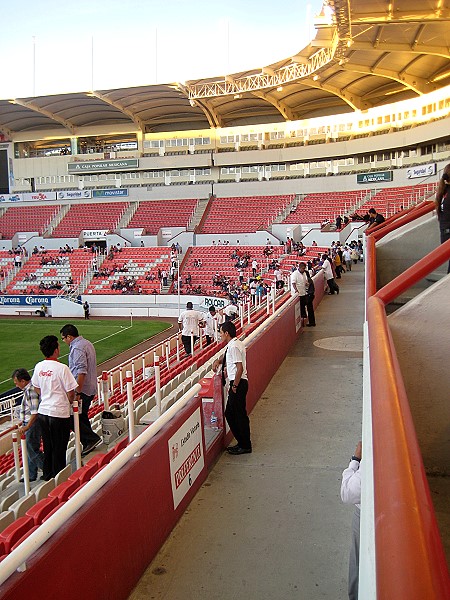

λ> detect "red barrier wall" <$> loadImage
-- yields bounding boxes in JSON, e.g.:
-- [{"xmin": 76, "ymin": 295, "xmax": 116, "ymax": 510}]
[{"xmin": 0, "ymin": 397, "xmax": 207, "ymax": 600}]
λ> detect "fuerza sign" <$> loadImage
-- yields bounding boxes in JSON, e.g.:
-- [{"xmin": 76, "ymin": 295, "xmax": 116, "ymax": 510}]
[
  {"xmin": 357, "ymin": 171, "xmax": 393, "ymax": 184},
  {"xmin": 0, "ymin": 295, "xmax": 53, "ymax": 306},
  {"xmin": 67, "ymin": 159, "xmax": 138, "ymax": 173}
]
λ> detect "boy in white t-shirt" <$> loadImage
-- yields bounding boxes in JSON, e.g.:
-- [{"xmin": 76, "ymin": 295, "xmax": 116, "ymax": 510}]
[{"xmin": 32, "ymin": 335, "xmax": 78, "ymax": 480}]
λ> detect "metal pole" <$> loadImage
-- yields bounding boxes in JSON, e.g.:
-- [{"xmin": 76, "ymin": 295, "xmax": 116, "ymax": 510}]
[
  {"xmin": 266, "ymin": 290, "xmax": 270, "ymax": 314},
  {"xmin": 101, "ymin": 371, "xmax": 110, "ymax": 411},
  {"xmin": 177, "ymin": 258, "xmax": 181, "ymax": 318},
  {"xmin": 20, "ymin": 434, "xmax": 30, "ymax": 495},
  {"xmin": 240, "ymin": 303, "xmax": 244, "ymax": 329},
  {"xmin": 142, "ymin": 354, "xmax": 146, "ymax": 378},
  {"xmin": 176, "ymin": 334, "xmax": 180, "ymax": 362},
  {"xmin": 109, "ymin": 372, "xmax": 114, "ymax": 397},
  {"xmin": 165, "ymin": 342, "xmax": 170, "ymax": 370},
  {"xmin": 199, "ymin": 328, "xmax": 203, "ymax": 350},
  {"xmin": 12, "ymin": 432, "xmax": 21, "ymax": 483},
  {"xmin": 190, "ymin": 332, "xmax": 194, "ymax": 357},
  {"xmin": 131, "ymin": 360, "xmax": 136, "ymax": 385},
  {"xmin": 247, "ymin": 301, "xmax": 251, "ymax": 324},
  {"xmin": 73, "ymin": 400, "xmax": 82, "ymax": 470},
  {"xmin": 119, "ymin": 367, "xmax": 123, "ymax": 393},
  {"xmin": 271, "ymin": 284, "xmax": 276, "ymax": 313},
  {"xmin": 154, "ymin": 355, "xmax": 162, "ymax": 417},
  {"xmin": 126, "ymin": 370, "xmax": 136, "ymax": 442},
  {"xmin": 130, "ymin": 309, "xmax": 133, "ymax": 327}
]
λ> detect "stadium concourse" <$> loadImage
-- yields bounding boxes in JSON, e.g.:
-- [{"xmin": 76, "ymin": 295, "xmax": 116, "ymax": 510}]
[{"xmin": 128, "ymin": 265, "xmax": 365, "ymax": 600}]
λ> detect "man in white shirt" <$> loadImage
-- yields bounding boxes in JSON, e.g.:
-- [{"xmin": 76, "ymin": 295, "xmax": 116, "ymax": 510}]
[
  {"xmin": 343, "ymin": 247, "xmax": 352, "ymax": 272},
  {"xmin": 341, "ymin": 441, "xmax": 362, "ymax": 600},
  {"xmin": 274, "ymin": 267, "xmax": 284, "ymax": 290},
  {"xmin": 178, "ymin": 302, "xmax": 205, "ymax": 355},
  {"xmin": 321, "ymin": 253, "xmax": 340, "ymax": 295},
  {"xmin": 213, "ymin": 321, "xmax": 251, "ymax": 455},
  {"xmin": 205, "ymin": 305, "xmax": 223, "ymax": 345},
  {"xmin": 252, "ymin": 259, "xmax": 258, "ymax": 277},
  {"xmin": 223, "ymin": 303, "xmax": 238, "ymax": 322},
  {"xmin": 32, "ymin": 335, "xmax": 78, "ymax": 480},
  {"xmin": 290, "ymin": 266, "xmax": 302, "ymax": 296}
]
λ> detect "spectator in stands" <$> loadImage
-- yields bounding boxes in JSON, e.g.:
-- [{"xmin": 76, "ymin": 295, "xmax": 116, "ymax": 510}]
[
  {"xmin": 321, "ymin": 254, "xmax": 339, "ymax": 294},
  {"xmin": 312, "ymin": 241, "xmax": 318, "ymax": 247},
  {"xmin": 14, "ymin": 252, "xmax": 22, "ymax": 267},
  {"xmin": 161, "ymin": 269, "xmax": 168, "ymax": 286},
  {"xmin": 31, "ymin": 335, "xmax": 77, "ymax": 480},
  {"xmin": 252, "ymin": 259, "xmax": 258, "ymax": 277},
  {"xmin": 178, "ymin": 302, "xmax": 205, "ymax": 356},
  {"xmin": 205, "ymin": 305, "xmax": 222, "ymax": 345},
  {"xmin": 223, "ymin": 303, "xmax": 239, "ymax": 322},
  {"xmin": 274, "ymin": 266, "xmax": 284, "ymax": 290},
  {"xmin": 343, "ymin": 215, "xmax": 350, "ymax": 226},
  {"xmin": 341, "ymin": 441, "xmax": 362, "ymax": 600},
  {"xmin": 12, "ymin": 368, "xmax": 44, "ymax": 482},
  {"xmin": 83, "ymin": 301, "xmax": 90, "ymax": 320},
  {"xmin": 290, "ymin": 266, "xmax": 302, "ymax": 297},
  {"xmin": 60, "ymin": 324, "xmax": 102, "ymax": 457},
  {"xmin": 336, "ymin": 215, "xmax": 343, "ymax": 229},
  {"xmin": 213, "ymin": 320, "xmax": 251, "ymax": 455},
  {"xmin": 435, "ymin": 163, "xmax": 450, "ymax": 272},
  {"xmin": 366, "ymin": 208, "xmax": 385, "ymax": 231}
]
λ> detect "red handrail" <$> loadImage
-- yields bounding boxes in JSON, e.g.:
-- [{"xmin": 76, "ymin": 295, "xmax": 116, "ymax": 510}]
[
  {"xmin": 375, "ymin": 238, "xmax": 450, "ymax": 305},
  {"xmin": 367, "ymin": 296, "xmax": 450, "ymax": 599},
  {"xmin": 367, "ymin": 201, "xmax": 434, "ymax": 242}
]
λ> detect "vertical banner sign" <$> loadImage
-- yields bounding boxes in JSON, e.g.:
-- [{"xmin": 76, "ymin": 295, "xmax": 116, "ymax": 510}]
[{"xmin": 168, "ymin": 408, "xmax": 204, "ymax": 509}]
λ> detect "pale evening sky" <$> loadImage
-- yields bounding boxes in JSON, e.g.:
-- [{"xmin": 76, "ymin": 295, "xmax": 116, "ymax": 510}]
[{"xmin": 0, "ymin": 0, "xmax": 324, "ymax": 99}]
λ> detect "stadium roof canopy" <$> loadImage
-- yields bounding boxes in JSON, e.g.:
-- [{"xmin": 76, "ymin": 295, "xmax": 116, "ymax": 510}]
[{"xmin": 1, "ymin": 0, "xmax": 449, "ymax": 137}]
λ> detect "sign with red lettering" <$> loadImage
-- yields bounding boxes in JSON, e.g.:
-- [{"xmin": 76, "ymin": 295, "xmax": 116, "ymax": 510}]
[{"xmin": 168, "ymin": 408, "xmax": 204, "ymax": 509}]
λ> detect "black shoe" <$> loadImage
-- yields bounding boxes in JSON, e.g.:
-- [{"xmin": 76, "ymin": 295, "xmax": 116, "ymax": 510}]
[
  {"xmin": 227, "ymin": 446, "xmax": 252, "ymax": 455},
  {"xmin": 306, "ymin": 323, "xmax": 316, "ymax": 327},
  {"xmin": 40, "ymin": 475, "xmax": 52, "ymax": 481},
  {"xmin": 81, "ymin": 438, "xmax": 102, "ymax": 457},
  {"xmin": 227, "ymin": 444, "xmax": 239, "ymax": 451},
  {"xmin": 20, "ymin": 477, "xmax": 37, "ymax": 482}
]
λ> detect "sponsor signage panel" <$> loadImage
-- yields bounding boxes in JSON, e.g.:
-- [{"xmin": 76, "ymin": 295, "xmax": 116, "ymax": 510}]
[
  {"xmin": 168, "ymin": 407, "xmax": 204, "ymax": 509},
  {"xmin": 57, "ymin": 190, "xmax": 92, "ymax": 200},
  {"xmin": 0, "ymin": 193, "xmax": 21, "ymax": 203},
  {"xmin": 406, "ymin": 163, "xmax": 436, "ymax": 179},
  {"xmin": 22, "ymin": 192, "xmax": 57, "ymax": 201},
  {"xmin": 200, "ymin": 297, "xmax": 227, "ymax": 309},
  {"xmin": 357, "ymin": 171, "xmax": 393, "ymax": 184},
  {"xmin": 92, "ymin": 188, "xmax": 129, "ymax": 197},
  {"xmin": 161, "ymin": 229, "xmax": 172, "ymax": 239},
  {"xmin": 0, "ymin": 295, "xmax": 53, "ymax": 306},
  {"xmin": 67, "ymin": 159, "xmax": 138, "ymax": 173}
]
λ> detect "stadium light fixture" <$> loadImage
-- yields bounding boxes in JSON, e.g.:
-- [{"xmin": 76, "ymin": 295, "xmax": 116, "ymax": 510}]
[
  {"xmin": 234, "ymin": 94, "xmax": 241, "ymax": 99},
  {"xmin": 313, "ymin": 74, "xmax": 320, "ymax": 81},
  {"xmin": 277, "ymin": 86, "xmax": 283, "ymax": 92},
  {"xmin": 431, "ymin": 69, "xmax": 450, "ymax": 83}
]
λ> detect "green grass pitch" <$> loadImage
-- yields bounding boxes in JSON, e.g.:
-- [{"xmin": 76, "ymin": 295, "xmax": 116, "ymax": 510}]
[{"xmin": 0, "ymin": 318, "xmax": 172, "ymax": 394}]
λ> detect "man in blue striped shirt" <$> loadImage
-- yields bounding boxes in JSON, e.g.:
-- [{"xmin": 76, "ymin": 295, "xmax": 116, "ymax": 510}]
[{"xmin": 12, "ymin": 368, "xmax": 44, "ymax": 482}]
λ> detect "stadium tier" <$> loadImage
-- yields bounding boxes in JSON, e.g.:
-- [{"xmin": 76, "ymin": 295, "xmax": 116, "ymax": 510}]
[
  {"xmin": 358, "ymin": 183, "xmax": 436, "ymax": 217},
  {"xmin": 282, "ymin": 190, "xmax": 367, "ymax": 224},
  {"xmin": 0, "ymin": 205, "xmax": 60, "ymax": 239},
  {"xmin": 85, "ymin": 247, "xmax": 172, "ymax": 294},
  {"xmin": 5, "ymin": 249, "xmax": 94, "ymax": 295},
  {"xmin": 51, "ymin": 202, "xmax": 129, "ymax": 238},
  {"xmin": 128, "ymin": 199, "xmax": 198, "ymax": 234},
  {"xmin": 179, "ymin": 245, "xmax": 284, "ymax": 296},
  {"xmin": 199, "ymin": 195, "xmax": 294, "ymax": 233}
]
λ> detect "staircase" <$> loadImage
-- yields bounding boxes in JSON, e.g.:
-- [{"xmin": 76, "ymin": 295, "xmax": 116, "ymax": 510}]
[
  {"xmin": 188, "ymin": 198, "xmax": 210, "ymax": 232},
  {"xmin": 45, "ymin": 204, "xmax": 70, "ymax": 237},
  {"xmin": 75, "ymin": 253, "xmax": 107, "ymax": 295},
  {"xmin": 117, "ymin": 201, "xmax": 139, "ymax": 230},
  {"xmin": 273, "ymin": 194, "xmax": 301, "ymax": 224}
]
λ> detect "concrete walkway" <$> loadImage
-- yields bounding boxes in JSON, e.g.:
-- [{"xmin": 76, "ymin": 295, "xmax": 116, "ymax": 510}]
[{"xmin": 129, "ymin": 264, "xmax": 365, "ymax": 600}]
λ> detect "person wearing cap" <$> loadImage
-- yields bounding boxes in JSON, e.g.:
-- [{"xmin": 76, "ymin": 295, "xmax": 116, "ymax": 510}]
[
  {"xmin": 205, "ymin": 305, "xmax": 223, "ymax": 345},
  {"xmin": 178, "ymin": 302, "xmax": 205, "ymax": 355}
]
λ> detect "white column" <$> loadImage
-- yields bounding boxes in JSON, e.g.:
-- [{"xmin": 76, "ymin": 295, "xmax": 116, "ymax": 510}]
[
  {"xmin": 12, "ymin": 432, "xmax": 21, "ymax": 483},
  {"xmin": 20, "ymin": 433, "xmax": 30, "ymax": 495},
  {"xmin": 101, "ymin": 371, "xmax": 110, "ymax": 411},
  {"xmin": 126, "ymin": 370, "xmax": 136, "ymax": 442},
  {"xmin": 73, "ymin": 400, "xmax": 82, "ymax": 470},
  {"xmin": 154, "ymin": 355, "xmax": 162, "ymax": 417}
]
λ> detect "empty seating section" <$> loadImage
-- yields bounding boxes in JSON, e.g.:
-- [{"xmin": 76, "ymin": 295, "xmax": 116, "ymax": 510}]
[
  {"xmin": 85, "ymin": 247, "xmax": 171, "ymax": 294},
  {"xmin": 181, "ymin": 246, "xmax": 284, "ymax": 296},
  {"xmin": 6, "ymin": 249, "xmax": 94, "ymax": 295},
  {"xmin": 283, "ymin": 191, "xmax": 366, "ymax": 224},
  {"xmin": 359, "ymin": 183, "xmax": 435, "ymax": 217},
  {"xmin": 0, "ymin": 205, "xmax": 60, "ymax": 239},
  {"xmin": 52, "ymin": 202, "xmax": 128, "ymax": 237},
  {"xmin": 199, "ymin": 195, "xmax": 294, "ymax": 233},
  {"xmin": 128, "ymin": 199, "xmax": 198, "ymax": 234}
]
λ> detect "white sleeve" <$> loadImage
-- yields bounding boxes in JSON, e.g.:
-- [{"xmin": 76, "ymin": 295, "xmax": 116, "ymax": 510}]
[{"xmin": 340, "ymin": 460, "xmax": 361, "ymax": 504}]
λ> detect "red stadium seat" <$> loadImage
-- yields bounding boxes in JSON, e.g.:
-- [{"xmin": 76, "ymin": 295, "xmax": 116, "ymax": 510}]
[
  {"xmin": 26, "ymin": 497, "xmax": 59, "ymax": 526},
  {"xmin": 48, "ymin": 480, "xmax": 80, "ymax": 504},
  {"xmin": 0, "ymin": 517, "xmax": 34, "ymax": 553}
]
